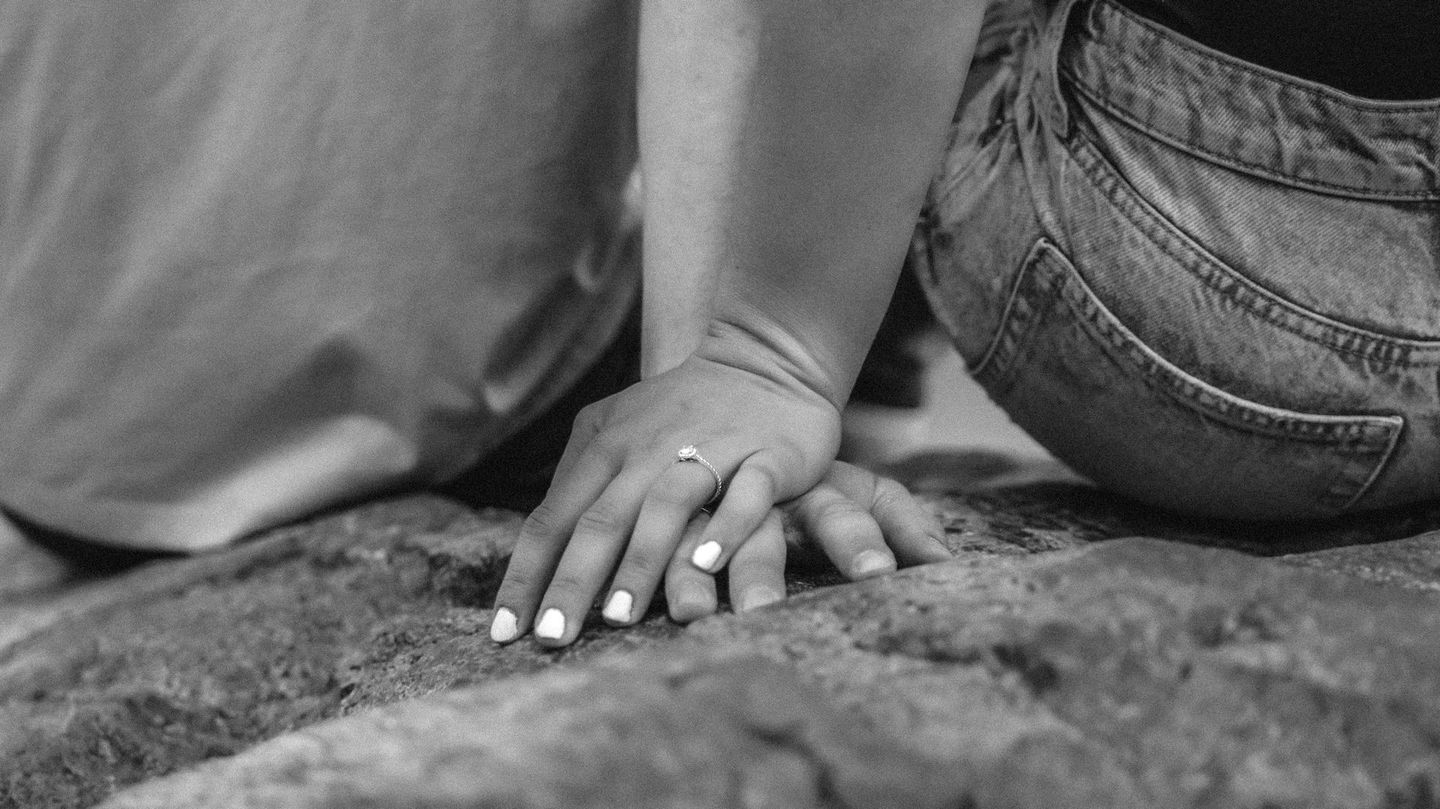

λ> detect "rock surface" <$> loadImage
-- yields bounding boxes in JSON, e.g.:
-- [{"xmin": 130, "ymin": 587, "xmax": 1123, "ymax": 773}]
[
  {"xmin": 1, "ymin": 454, "xmax": 1439, "ymax": 808},
  {"xmin": 0, "ymin": 499, "xmax": 683, "ymax": 809},
  {"xmin": 101, "ymin": 537, "xmax": 1440, "ymax": 809}
]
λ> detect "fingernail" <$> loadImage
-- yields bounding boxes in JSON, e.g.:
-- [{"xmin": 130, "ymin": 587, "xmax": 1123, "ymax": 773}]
[
  {"xmin": 739, "ymin": 587, "xmax": 783, "ymax": 612},
  {"xmin": 851, "ymin": 550, "xmax": 896, "ymax": 579},
  {"xmin": 602, "ymin": 590, "xmax": 633, "ymax": 623},
  {"xmin": 692, "ymin": 541, "xmax": 722, "ymax": 571},
  {"xmin": 490, "ymin": 607, "xmax": 519, "ymax": 643},
  {"xmin": 535, "ymin": 608, "xmax": 565, "ymax": 640}
]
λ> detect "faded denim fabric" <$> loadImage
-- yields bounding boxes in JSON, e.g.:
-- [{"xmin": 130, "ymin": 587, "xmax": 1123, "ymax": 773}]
[{"xmin": 914, "ymin": 0, "xmax": 1440, "ymax": 519}]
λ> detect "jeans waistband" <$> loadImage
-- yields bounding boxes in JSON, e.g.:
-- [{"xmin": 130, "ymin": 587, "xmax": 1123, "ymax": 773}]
[{"xmin": 1057, "ymin": 0, "xmax": 1440, "ymax": 200}]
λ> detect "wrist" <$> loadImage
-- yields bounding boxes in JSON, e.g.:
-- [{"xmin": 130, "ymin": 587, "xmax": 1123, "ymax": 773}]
[{"xmin": 694, "ymin": 310, "xmax": 860, "ymax": 413}]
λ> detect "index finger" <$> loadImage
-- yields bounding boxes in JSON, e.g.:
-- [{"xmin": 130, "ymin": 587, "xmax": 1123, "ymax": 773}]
[{"xmin": 490, "ymin": 445, "xmax": 618, "ymax": 643}]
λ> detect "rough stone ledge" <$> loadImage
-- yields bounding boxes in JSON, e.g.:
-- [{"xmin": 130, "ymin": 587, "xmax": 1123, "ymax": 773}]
[
  {"xmin": 99, "ymin": 537, "xmax": 1440, "ymax": 809},
  {"xmin": 8, "ymin": 461, "xmax": 1440, "ymax": 808},
  {"xmin": 0, "ymin": 498, "xmax": 686, "ymax": 809}
]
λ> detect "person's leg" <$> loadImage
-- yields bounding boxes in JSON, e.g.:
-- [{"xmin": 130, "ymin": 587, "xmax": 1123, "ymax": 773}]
[
  {"xmin": 916, "ymin": 0, "xmax": 1440, "ymax": 520},
  {"xmin": 3, "ymin": 510, "xmax": 182, "ymax": 572}
]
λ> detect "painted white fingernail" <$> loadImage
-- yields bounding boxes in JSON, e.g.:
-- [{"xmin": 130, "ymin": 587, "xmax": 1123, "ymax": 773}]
[
  {"xmin": 692, "ymin": 541, "xmax": 722, "ymax": 571},
  {"xmin": 603, "ymin": 590, "xmax": 634, "ymax": 623},
  {"xmin": 851, "ymin": 550, "xmax": 896, "ymax": 579},
  {"xmin": 490, "ymin": 607, "xmax": 519, "ymax": 643},
  {"xmin": 535, "ymin": 608, "xmax": 565, "ymax": 640},
  {"xmin": 740, "ymin": 587, "xmax": 783, "ymax": 613}
]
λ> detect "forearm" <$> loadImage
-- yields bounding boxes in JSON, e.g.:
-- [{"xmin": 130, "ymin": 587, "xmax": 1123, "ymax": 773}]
[{"xmin": 639, "ymin": 0, "xmax": 983, "ymax": 399}]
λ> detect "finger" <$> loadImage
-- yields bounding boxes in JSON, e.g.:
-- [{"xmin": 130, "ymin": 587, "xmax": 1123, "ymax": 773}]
[
  {"xmin": 531, "ymin": 470, "xmax": 657, "ymax": 647},
  {"xmin": 866, "ymin": 476, "xmax": 952, "ymax": 567},
  {"xmin": 489, "ymin": 444, "xmax": 618, "ymax": 644},
  {"xmin": 791, "ymin": 482, "xmax": 897, "ymax": 580},
  {"xmin": 822, "ymin": 462, "xmax": 950, "ymax": 567},
  {"xmin": 602, "ymin": 462, "xmax": 718, "ymax": 625},
  {"xmin": 688, "ymin": 457, "xmax": 780, "ymax": 574},
  {"xmin": 665, "ymin": 514, "xmax": 718, "ymax": 623},
  {"xmin": 727, "ymin": 510, "xmax": 787, "ymax": 612}
]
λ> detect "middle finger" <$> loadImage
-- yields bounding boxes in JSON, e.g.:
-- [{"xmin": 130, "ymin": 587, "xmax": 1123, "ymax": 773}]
[{"xmin": 532, "ymin": 469, "xmax": 655, "ymax": 647}]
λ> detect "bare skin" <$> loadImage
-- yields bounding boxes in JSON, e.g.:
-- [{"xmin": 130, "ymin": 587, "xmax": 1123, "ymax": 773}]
[{"xmin": 491, "ymin": 0, "xmax": 987, "ymax": 647}]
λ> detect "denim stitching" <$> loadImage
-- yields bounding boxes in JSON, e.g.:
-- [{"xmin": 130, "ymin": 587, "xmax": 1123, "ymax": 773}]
[
  {"xmin": 971, "ymin": 236, "xmax": 1048, "ymax": 382},
  {"xmin": 1062, "ymin": 131, "xmax": 1440, "ymax": 365},
  {"xmin": 1029, "ymin": 242, "xmax": 1400, "ymax": 508},
  {"xmin": 1061, "ymin": 0, "xmax": 1440, "ymax": 200},
  {"xmin": 1034, "ymin": 242, "xmax": 1401, "ymax": 442},
  {"xmin": 1343, "ymin": 416, "xmax": 1405, "ymax": 511},
  {"xmin": 1064, "ymin": 75, "xmax": 1440, "ymax": 201}
]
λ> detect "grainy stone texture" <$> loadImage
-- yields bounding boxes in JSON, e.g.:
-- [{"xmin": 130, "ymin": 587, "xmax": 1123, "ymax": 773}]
[
  {"xmin": 3, "ymin": 453, "xmax": 1440, "ymax": 808},
  {"xmin": 0, "ymin": 498, "xmax": 683, "ymax": 809},
  {"xmin": 101, "ymin": 538, "xmax": 1440, "ymax": 809}
]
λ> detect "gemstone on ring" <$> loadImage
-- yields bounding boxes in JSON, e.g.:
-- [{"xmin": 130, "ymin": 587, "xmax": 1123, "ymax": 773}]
[{"xmin": 676, "ymin": 444, "xmax": 724, "ymax": 507}]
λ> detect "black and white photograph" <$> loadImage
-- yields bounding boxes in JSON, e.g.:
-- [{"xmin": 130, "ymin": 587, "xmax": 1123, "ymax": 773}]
[{"xmin": 1, "ymin": 1, "xmax": 1438, "ymax": 806}]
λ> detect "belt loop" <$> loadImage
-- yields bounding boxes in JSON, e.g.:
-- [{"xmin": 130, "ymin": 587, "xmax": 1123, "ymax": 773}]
[{"xmin": 1034, "ymin": 0, "xmax": 1087, "ymax": 138}]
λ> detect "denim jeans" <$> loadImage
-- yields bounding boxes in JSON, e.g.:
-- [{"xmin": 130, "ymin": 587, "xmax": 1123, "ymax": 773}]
[{"xmin": 913, "ymin": 0, "xmax": 1440, "ymax": 519}]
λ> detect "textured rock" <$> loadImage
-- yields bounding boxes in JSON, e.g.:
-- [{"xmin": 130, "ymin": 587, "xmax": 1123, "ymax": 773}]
[
  {"xmin": 6, "ymin": 454, "xmax": 1440, "ymax": 807},
  {"xmin": 101, "ymin": 537, "xmax": 1440, "ymax": 809},
  {"xmin": 0, "ymin": 497, "xmax": 683, "ymax": 809},
  {"xmin": 903, "ymin": 451, "xmax": 1440, "ymax": 557}
]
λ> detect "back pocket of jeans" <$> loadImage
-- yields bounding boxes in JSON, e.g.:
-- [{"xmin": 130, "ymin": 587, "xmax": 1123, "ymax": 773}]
[{"xmin": 971, "ymin": 239, "xmax": 1402, "ymax": 520}]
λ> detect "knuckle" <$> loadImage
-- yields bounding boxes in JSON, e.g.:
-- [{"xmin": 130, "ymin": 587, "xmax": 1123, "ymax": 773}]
[
  {"xmin": 574, "ymin": 503, "xmax": 624, "ymax": 537},
  {"xmin": 871, "ymin": 478, "xmax": 913, "ymax": 511},
  {"xmin": 618, "ymin": 551, "xmax": 665, "ymax": 580},
  {"xmin": 813, "ymin": 496, "xmax": 868, "ymax": 526},
  {"xmin": 498, "ymin": 568, "xmax": 542, "ymax": 595},
  {"xmin": 520, "ymin": 503, "xmax": 567, "ymax": 542},
  {"xmin": 741, "ymin": 462, "xmax": 779, "ymax": 500},
  {"xmin": 788, "ymin": 484, "xmax": 836, "ymax": 516},
  {"xmin": 586, "ymin": 427, "xmax": 628, "ymax": 459},
  {"xmin": 573, "ymin": 401, "xmax": 605, "ymax": 431},
  {"xmin": 545, "ymin": 573, "xmax": 588, "ymax": 598},
  {"xmin": 819, "ymin": 509, "xmax": 877, "ymax": 540}
]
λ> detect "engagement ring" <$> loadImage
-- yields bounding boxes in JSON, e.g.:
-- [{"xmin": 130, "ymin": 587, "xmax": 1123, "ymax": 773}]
[{"xmin": 677, "ymin": 445, "xmax": 724, "ymax": 507}]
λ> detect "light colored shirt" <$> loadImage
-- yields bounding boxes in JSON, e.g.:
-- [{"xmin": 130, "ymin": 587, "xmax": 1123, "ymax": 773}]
[{"xmin": 0, "ymin": 1, "xmax": 639, "ymax": 550}]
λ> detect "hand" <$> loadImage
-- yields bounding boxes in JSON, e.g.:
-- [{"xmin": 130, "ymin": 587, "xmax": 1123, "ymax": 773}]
[
  {"xmin": 661, "ymin": 460, "xmax": 952, "ymax": 624},
  {"xmin": 489, "ymin": 350, "xmax": 842, "ymax": 647}
]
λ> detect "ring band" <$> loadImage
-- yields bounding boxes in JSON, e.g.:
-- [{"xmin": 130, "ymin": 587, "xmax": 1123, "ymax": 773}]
[{"xmin": 677, "ymin": 445, "xmax": 724, "ymax": 507}]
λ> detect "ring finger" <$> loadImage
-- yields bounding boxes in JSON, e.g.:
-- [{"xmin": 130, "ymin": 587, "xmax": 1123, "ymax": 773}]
[{"xmin": 603, "ymin": 459, "xmax": 726, "ymax": 625}]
